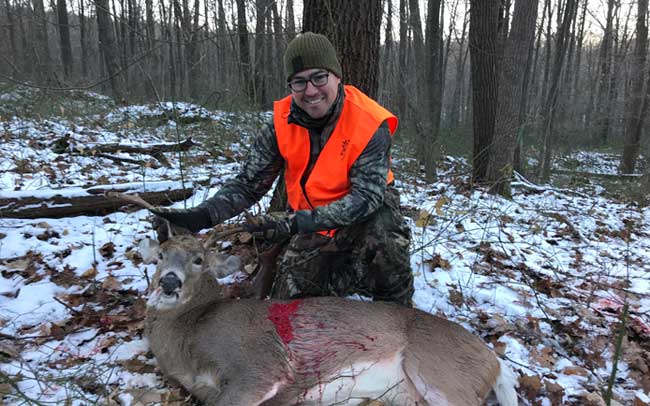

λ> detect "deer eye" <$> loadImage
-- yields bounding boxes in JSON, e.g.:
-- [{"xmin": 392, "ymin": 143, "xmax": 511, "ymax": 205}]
[
  {"xmin": 193, "ymin": 257, "xmax": 203, "ymax": 266},
  {"xmin": 158, "ymin": 252, "xmax": 163, "ymax": 260}
]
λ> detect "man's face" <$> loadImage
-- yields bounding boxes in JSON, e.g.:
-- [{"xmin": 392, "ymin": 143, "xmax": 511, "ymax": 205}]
[{"xmin": 288, "ymin": 68, "xmax": 341, "ymax": 119}]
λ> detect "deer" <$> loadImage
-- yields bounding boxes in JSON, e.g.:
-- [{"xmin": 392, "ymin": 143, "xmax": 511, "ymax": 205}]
[{"xmin": 108, "ymin": 192, "xmax": 519, "ymax": 405}]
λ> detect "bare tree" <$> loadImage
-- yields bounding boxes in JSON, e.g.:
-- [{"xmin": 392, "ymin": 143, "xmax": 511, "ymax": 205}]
[
  {"xmin": 285, "ymin": 0, "xmax": 296, "ymax": 39},
  {"xmin": 486, "ymin": 0, "xmax": 539, "ymax": 196},
  {"xmin": 469, "ymin": 0, "xmax": 500, "ymax": 182},
  {"xmin": 423, "ymin": 0, "xmax": 442, "ymax": 180},
  {"xmin": 303, "ymin": 0, "xmax": 383, "ymax": 99},
  {"xmin": 539, "ymin": 0, "xmax": 579, "ymax": 180},
  {"xmin": 237, "ymin": 0, "xmax": 253, "ymax": 102},
  {"xmin": 78, "ymin": 0, "xmax": 89, "ymax": 78},
  {"xmin": 448, "ymin": 2, "xmax": 469, "ymax": 127},
  {"xmin": 619, "ymin": 0, "xmax": 649, "ymax": 174},
  {"xmin": 95, "ymin": 0, "xmax": 125, "ymax": 99},
  {"xmin": 594, "ymin": 0, "xmax": 617, "ymax": 146},
  {"xmin": 173, "ymin": 0, "xmax": 202, "ymax": 100},
  {"xmin": 56, "ymin": 0, "xmax": 73, "ymax": 78},
  {"xmin": 254, "ymin": 0, "xmax": 272, "ymax": 107},
  {"xmin": 3, "ymin": 0, "xmax": 19, "ymax": 76},
  {"xmin": 33, "ymin": 0, "xmax": 52, "ymax": 82},
  {"xmin": 397, "ymin": 0, "xmax": 409, "ymax": 119}
]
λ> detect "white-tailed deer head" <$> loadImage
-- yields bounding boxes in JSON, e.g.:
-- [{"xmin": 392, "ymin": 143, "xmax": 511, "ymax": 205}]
[
  {"xmin": 141, "ymin": 231, "xmax": 519, "ymax": 406},
  {"xmin": 146, "ymin": 234, "xmax": 240, "ymax": 311}
]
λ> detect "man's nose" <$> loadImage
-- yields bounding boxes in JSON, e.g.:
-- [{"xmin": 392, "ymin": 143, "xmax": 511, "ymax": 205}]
[{"xmin": 304, "ymin": 81, "xmax": 318, "ymax": 95}]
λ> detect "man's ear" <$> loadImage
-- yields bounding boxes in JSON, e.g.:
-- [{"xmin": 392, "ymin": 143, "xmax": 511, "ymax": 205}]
[{"xmin": 206, "ymin": 253, "xmax": 241, "ymax": 279}]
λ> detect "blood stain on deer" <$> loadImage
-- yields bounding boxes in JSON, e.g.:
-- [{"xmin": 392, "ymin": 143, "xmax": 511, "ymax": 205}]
[{"xmin": 267, "ymin": 300, "xmax": 302, "ymax": 344}]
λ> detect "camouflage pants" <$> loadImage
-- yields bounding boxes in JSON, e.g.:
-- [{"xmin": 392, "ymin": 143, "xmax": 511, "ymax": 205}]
[{"xmin": 271, "ymin": 186, "xmax": 414, "ymax": 306}]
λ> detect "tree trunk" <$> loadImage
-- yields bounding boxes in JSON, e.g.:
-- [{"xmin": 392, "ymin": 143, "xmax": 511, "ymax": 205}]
[
  {"xmin": 556, "ymin": 0, "xmax": 580, "ymax": 134},
  {"xmin": 487, "ymin": 0, "xmax": 539, "ymax": 196},
  {"xmin": 423, "ymin": 0, "xmax": 442, "ymax": 180},
  {"xmin": 56, "ymin": 0, "xmax": 73, "ymax": 78},
  {"xmin": 254, "ymin": 0, "xmax": 272, "ymax": 107},
  {"xmin": 271, "ymin": 2, "xmax": 284, "ymax": 100},
  {"xmin": 570, "ymin": 0, "xmax": 588, "ymax": 127},
  {"xmin": 397, "ymin": 0, "xmax": 408, "ymax": 119},
  {"xmin": 173, "ymin": 0, "xmax": 201, "ymax": 100},
  {"xmin": 594, "ymin": 0, "xmax": 616, "ymax": 145},
  {"xmin": 619, "ymin": 0, "xmax": 649, "ymax": 174},
  {"xmin": 539, "ymin": 0, "xmax": 579, "ymax": 181},
  {"xmin": 447, "ymin": 0, "xmax": 466, "ymax": 127},
  {"xmin": 514, "ymin": 9, "xmax": 536, "ymax": 174},
  {"xmin": 95, "ymin": 0, "xmax": 125, "ymax": 100},
  {"xmin": 303, "ymin": 0, "xmax": 383, "ymax": 99},
  {"xmin": 79, "ymin": 0, "xmax": 89, "ymax": 78},
  {"xmin": 4, "ymin": 0, "xmax": 19, "ymax": 75},
  {"xmin": 32, "ymin": 0, "xmax": 52, "ymax": 83},
  {"xmin": 469, "ymin": 0, "xmax": 500, "ymax": 182},
  {"xmin": 285, "ymin": 0, "xmax": 296, "ymax": 40},
  {"xmin": 540, "ymin": 0, "xmax": 552, "ymax": 111},
  {"xmin": 237, "ymin": 0, "xmax": 253, "ymax": 102}
]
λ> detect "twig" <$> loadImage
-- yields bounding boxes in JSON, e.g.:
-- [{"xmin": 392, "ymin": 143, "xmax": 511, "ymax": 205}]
[
  {"xmin": 53, "ymin": 297, "xmax": 82, "ymax": 315},
  {"xmin": 604, "ymin": 303, "xmax": 629, "ymax": 405}
]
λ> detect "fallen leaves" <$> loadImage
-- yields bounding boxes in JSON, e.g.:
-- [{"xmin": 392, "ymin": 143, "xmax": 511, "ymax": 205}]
[
  {"xmin": 424, "ymin": 253, "xmax": 451, "ymax": 271},
  {"xmin": 101, "ymin": 276, "xmax": 122, "ymax": 291},
  {"xmin": 100, "ymin": 242, "xmax": 116, "ymax": 259},
  {"xmin": 531, "ymin": 346, "xmax": 556, "ymax": 369},
  {"xmin": 0, "ymin": 251, "xmax": 45, "ymax": 285},
  {"xmin": 519, "ymin": 374, "xmax": 543, "ymax": 401}
]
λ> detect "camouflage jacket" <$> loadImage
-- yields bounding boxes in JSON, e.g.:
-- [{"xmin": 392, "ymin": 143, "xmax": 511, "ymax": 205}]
[{"xmin": 198, "ymin": 84, "xmax": 393, "ymax": 233}]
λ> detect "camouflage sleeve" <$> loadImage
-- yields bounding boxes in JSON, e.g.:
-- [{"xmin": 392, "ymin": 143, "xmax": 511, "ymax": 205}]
[
  {"xmin": 295, "ymin": 122, "xmax": 391, "ymax": 233},
  {"xmin": 198, "ymin": 119, "xmax": 284, "ymax": 224}
]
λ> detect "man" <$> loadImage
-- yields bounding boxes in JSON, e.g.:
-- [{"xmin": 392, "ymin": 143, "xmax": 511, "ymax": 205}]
[{"xmin": 153, "ymin": 32, "xmax": 414, "ymax": 306}]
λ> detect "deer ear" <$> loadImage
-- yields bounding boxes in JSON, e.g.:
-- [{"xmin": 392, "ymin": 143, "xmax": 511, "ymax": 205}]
[
  {"xmin": 138, "ymin": 238, "xmax": 160, "ymax": 264},
  {"xmin": 206, "ymin": 253, "xmax": 241, "ymax": 279}
]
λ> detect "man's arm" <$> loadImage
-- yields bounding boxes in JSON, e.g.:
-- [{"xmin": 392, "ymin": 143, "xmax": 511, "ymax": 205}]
[
  {"xmin": 152, "ymin": 119, "xmax": 284, "ymax": 233},
  {"xmin": 198, "ymin": 120, "xmax": 285, "ymax": 225},
  {"xmin": 294, "ymin": 122, "xmax": 392, "ymax": 232}
]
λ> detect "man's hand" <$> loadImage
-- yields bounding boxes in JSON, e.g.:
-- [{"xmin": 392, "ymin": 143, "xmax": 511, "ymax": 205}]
[
  {"xmin": 150, "ymin": 206, "xmax": 212, "ymax": 234},
  {"xmin": 243, "ymin": 213, "xmax": 297, "ymax": 242}
]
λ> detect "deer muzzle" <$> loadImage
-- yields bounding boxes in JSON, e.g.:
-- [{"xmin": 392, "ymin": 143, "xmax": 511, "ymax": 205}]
[{"xmin": 160, "ymin": 272, "xmax": 182, "ymax": 295}]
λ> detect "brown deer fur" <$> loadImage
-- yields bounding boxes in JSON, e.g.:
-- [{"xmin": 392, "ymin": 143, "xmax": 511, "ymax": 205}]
[{"xmin": 144, "ymin": 235, "xmax": 518, "ymax": 406}]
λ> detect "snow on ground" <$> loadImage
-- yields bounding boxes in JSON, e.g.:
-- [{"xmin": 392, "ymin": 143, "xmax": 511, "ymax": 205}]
[{"xmin": 0, "ymin": 87, "xmax": 649, "ymax": 405}]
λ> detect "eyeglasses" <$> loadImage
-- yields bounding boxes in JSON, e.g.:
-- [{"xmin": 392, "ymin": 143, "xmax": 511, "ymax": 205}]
[{"xmin": 288, "ymin": 72, "xmax": 330, "ymax": 92}]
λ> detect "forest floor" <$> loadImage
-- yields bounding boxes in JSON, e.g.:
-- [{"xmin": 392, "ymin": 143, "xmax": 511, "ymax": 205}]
[{"xmin": 0, "ymin": 86, "xmax": 649, "ymax": 406}]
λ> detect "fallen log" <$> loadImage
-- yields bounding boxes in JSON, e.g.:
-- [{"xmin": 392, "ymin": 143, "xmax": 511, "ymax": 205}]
[
  {"xmin": 0, "ymin": 182, "xmax": 194, "ymax": 219},
  {"xmin": 51, "ymin": 136, "xmax": 197, "ymax": 167},
  {"xmin": 551, "ymin": 169, "xmax": 642, "ymax": 181}
]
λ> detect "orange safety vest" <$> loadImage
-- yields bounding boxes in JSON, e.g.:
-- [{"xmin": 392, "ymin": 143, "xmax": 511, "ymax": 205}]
[{"xmin": 273, "ymin": 85, "xmax": 398, "ymax": 236}]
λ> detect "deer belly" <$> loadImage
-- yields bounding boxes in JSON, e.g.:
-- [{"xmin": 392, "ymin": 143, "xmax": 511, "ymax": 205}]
[{"xmin": 299, "ymin": 351, "xmax": 417, "ymax": 405}]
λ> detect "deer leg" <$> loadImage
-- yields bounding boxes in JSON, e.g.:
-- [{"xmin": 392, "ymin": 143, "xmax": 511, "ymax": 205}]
[{"xmin": 201, "ymin": 377, "xmax": 288, "ymax": 406}]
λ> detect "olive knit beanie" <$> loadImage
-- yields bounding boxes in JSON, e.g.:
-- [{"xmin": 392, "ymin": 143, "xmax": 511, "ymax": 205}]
[{"xmin": 284, "ymin": 32, "xmax": 342, "ymax": 80}]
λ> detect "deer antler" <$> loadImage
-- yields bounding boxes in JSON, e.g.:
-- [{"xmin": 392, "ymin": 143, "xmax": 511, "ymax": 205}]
[
  {"xmin": 106, "ymin": 191, "xmax": 157, "ymax": 211},
  {"xmin": 203, "ymin": 226, "xmax": 245, "ymax": 250},
  {"xmin": 107, "ymin": 191, "xmax": 245, "ymax": 247}
]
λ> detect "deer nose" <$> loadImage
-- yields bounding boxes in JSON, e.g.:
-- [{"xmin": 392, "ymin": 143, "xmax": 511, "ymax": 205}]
[{"xmin": 160, "ymin": 273, "xmax": 182, "ymax": 295}]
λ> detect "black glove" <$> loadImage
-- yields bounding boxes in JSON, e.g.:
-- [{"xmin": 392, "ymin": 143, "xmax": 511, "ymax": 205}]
[
  {"xmin": 243, "ymin": 213, "xmax": 297, "ymax": 242},
  {"xmin": 150, "ymin": 206, "xmax": 212, "ymax": 233}
]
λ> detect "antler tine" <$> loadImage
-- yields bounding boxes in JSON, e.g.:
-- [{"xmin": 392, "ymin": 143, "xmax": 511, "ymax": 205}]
[
  {"xmin": 203, "ymin": 226, "xmax": 245, "ymax": 250},
  {"xmin": 106, "ymin": 191, "xmax": 157, "ymax": 211}
]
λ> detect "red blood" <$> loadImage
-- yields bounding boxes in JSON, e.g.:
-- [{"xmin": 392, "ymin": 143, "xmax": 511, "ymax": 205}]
[{"xmin": 268, "ymin": 300, "xmax": 302, "ymax": 344}]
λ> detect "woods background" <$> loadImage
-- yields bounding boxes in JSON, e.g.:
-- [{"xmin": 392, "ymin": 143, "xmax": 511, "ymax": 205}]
[{"xmin": 0, "ymin": 0, "xmax": 648, "ymax": 197}]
